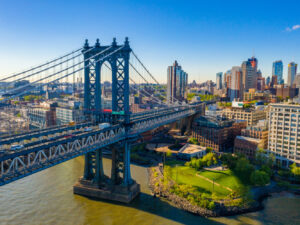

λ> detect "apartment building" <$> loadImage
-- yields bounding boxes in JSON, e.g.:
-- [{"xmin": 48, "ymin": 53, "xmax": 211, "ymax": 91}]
[
  {"xmin": 192, "ymin": 115, "xmax": 246, "ymax": 152},
  {"xmin": 221, "ymin": 107, "xmax": 266, "ymax": 126},
  {"xmin": 268, "ymin": 104, "xmax": 300, "ymax": 167}
]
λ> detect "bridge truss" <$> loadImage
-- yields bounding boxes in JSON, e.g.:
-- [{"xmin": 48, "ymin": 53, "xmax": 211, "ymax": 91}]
[{"xmin": 0, "ymin": 38, "xmax": 206, "ymax": 202}]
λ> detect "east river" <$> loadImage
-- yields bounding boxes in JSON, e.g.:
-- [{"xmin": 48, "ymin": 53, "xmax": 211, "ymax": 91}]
[{"xmin": 0, "ymin": 157, "xmax": 299, "ymax": 225}]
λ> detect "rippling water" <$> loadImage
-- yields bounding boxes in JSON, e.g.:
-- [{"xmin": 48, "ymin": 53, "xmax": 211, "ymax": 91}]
[{"xmin": 0, "ymin": 157, "xmax": 299, "ymax": 225}]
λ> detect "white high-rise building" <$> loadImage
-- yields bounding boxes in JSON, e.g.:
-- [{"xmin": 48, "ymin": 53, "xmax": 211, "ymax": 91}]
[{"xmin": 268, "ymin": 104, "xmax": 300, "ymax": 167}]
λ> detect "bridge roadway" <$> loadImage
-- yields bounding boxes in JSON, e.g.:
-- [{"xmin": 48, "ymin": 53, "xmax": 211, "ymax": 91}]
[
  {"xmin": 0, "ymin": 122, "xmax": 93, "ymax": 146},
  {"xmin": 0, "ymin": 103, "xmax": 205, "ymax": 186}
]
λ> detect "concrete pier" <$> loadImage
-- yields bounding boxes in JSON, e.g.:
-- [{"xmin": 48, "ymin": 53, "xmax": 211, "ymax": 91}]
[{"xmin": 73, "ymin": 177, "xmax": 140, "ymax": 203}]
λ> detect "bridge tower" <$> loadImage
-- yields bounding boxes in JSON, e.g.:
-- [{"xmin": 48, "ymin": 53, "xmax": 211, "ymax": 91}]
[
  {"xmin": 82, "ymin": 38, "xmax": 131, "ymax": 124},
  {"xmin": 74, "ymin": 38, "xmax": 140, "ymax": 203}
]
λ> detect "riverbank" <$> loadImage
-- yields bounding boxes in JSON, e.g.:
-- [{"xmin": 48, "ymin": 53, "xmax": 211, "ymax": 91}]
[{"xmin": 148, "ymin": 164, "xmax": 299, "ymax": 217}]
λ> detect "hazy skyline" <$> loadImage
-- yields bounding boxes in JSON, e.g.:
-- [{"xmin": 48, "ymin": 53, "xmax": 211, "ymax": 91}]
[{"xmin": 0, "ymin": 0, "xmax": 299, "ymax": 83}]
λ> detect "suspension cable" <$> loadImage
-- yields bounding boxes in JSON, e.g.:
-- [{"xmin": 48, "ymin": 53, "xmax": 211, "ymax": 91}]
[
  {"xmin": 3, "ymin": 46, "xmax": 109, "ymax": 95},
  {"xmin": 131, "ymin": 50, "xmax": 160, "ymax": 84},
  {"xmin": 0, "ymin": 48, "xmax": 83, "ymax": 82},
  {"xmin": 103, "ymin": 62, "xmax": 166, "ymax": 106},
  {"xmin": 131, "ymin": 50, "xmax": 182, "ymax": 105},
  {"xmin": 3, "ymin": 47, "xmax": 95, "ymax": 92},
  {"xmin": 0, "ymin": 46, "xmax": 124, "ymax": 103}
]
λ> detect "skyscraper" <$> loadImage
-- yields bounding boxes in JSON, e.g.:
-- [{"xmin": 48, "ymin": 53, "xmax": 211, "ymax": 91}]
[
  {"xmin": 167, "ymin": 60, "xmax": 188, "ymax": 104},
  {"xmin": 216, "ymin": 72, "xmax": 222, "ymax": 90},
  {"xmin": 257, "ymin": 77, "xmax": 265, "ymax": 91},
  {"xmin": 248, "ymin": 57, "xmax": 258, "ymax": 72},
  {"xmin": 224, "ymin": 70, "xmax": 231, "ymax": 89},
  {"xmin": 241, "ymin": 57, "xmax": 258, "ymax": 91},
  {"xmin": 241, "ymin": 61, "xmax": 254, "ymax": 91},
  {"xmin": 287, "ymin": 62, "xmax": 298, "ymax": 87},
  {"xmin": 229, "ymin": 66, "xmax": 243, "ymax": 101},
  {"xmin": 272, "ymin": 60, "xmax": 283, "ymax": 84},
  {"xmin": 266, "ymin": 76, "xmax": 271, "ymax": 86},
  {"xmin": 249, "ymin": 57, "xmax": 259, "ymax": 89}
]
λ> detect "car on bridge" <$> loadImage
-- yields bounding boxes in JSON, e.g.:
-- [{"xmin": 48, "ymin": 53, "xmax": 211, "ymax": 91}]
[
  {"xmin": 63, "ymin": 134, "xmax": 74, "ymax": 139},
  {"xmin": 10, "ymin": 144, "xmax": 24, "ymax": 151},
  {"xmin": 0, "ymin": 150, "xmax": 5, "ymax": 156},
  {"xmin": 99, "ymin": 123, "xmax": 111, "ymax": 130},
  {"xmin": 84, "ymin": 127, "xmax": 93, "ymax": 132}
]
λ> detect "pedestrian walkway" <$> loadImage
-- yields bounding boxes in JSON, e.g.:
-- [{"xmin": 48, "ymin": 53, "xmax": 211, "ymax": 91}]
[{"xmin": 196, "ymin": 173, "xmax": 233, "ymax": 192}]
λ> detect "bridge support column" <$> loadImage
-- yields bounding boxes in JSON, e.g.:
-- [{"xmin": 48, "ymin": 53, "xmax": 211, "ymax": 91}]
[
  {"xmin": 122, "ymin": 141, "xmax": 132, "ymax": 186},
  {"xmin": 83, "ymin": 152, "xmax": 94, "ymax": 180},
  {"xmin": 94, "ymin": 149, "xmax": 104, "ymax": 184},
  {"xmin": 74, "ymin": 141, "xmax": 140, "ymax": 203}
]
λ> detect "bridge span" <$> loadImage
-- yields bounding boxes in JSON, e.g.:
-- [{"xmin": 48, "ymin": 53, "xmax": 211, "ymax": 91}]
[{"xmin": 0, "ymin": 38, "xmax": 208, "ymax": 202}]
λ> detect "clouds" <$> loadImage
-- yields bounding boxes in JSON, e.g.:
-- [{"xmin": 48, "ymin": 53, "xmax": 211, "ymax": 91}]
[{"xmin": 286, "ymin": 24, "xmax": 300, "ymax": 32}]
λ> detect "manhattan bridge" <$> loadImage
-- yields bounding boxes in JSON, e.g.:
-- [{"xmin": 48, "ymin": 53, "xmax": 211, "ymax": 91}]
[{"xmin": 0, "ymin": 38, "xmax": 205, "ymax": 202}]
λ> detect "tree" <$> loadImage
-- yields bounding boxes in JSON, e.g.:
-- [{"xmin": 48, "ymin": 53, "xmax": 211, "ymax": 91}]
[
  {"xmin": 208, "ymin": 201, "xmax": 215, "ymax": 210},
  {"xmin": 255, "ymin": 148, "xmax": 266, "ymax": 166},
  {"xmin": 207, "ymin": 160, "xmax": 212, "ymax": 167},
  {"xmin": 218, "ymin": 102, "xmax": 224, "ymax": 107},
  {"xmin": 261, "ymin": 165, "xmax": 272, "ymax": 177},
  {"xmin": 187, "ymin": 93, "xmax": 196, "ymax": 101},
  {"xmin": 206, "ymin": 147, "xmax": 212, "ymax": 153},
  {"xmin": 221, "ymin": 153, "xmax": 237, "ymax": 169},
  {"xmin": 188, "ymin": 137, "xmax": 199, "ymax": 145},
  {"xmin": 235, "ymin": 157, "xmax": 254, "ymax": 182},
  {"xmin": 277, "ymin": 96, "xmax": 283, "ymax": 102},
  {"xmin": 255, "ymin": 149, "xmax": 274, "ymax": 168},
  {"xmin": 250, "ymin": 170, "xmax": 270, "ymax": 186},
  {"xmin": 290, "ymin": 163, "xmax": 300, "ymax": 178},
  {"xmin": 166, "ymin": 150, "xmax": 172, "ymax": 158},
  {"xmin": 196, "ymin": 159, "xmax": 203, "ymax": 170},
  {"xmin": 243, "ymin": 103, "xmax": 251, "ymax": 109}
]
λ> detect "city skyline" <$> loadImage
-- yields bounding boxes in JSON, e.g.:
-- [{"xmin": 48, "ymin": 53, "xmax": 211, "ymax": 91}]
[{"xmin": 0, "ymin": 0, "xmax": 300, "ymax": 83}]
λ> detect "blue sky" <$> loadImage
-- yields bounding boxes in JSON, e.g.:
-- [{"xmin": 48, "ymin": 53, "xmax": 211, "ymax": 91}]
[{"xmin": 0, "ymin": 0, "xmax": 299, "ymax": 83}]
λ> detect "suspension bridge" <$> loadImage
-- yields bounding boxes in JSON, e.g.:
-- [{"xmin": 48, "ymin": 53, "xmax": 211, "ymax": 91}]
[{"xmin": 0, "ymin": 38, "xmax": 205, "ymax": 203}]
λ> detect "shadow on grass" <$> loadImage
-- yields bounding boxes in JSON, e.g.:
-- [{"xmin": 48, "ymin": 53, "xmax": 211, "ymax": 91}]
[{"xmin": 202, "ymin": 169, "xmax": 231, "ymax": 176}]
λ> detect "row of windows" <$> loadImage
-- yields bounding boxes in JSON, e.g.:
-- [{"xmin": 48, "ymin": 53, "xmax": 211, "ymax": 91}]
[{"xmin": 271, "ymin": 108, "xmax": 300, "ymax": 113}]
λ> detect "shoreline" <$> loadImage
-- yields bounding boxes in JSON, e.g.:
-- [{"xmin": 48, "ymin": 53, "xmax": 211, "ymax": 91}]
[{"xmin": 147, "ymin": 165, "xmax": 299, "ymax": 217}]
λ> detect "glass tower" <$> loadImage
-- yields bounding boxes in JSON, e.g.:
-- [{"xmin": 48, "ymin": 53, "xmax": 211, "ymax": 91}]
[
  {"xmin": 216, "ymin": 72, "xmax": 223, "ymax": 90},
  {"xmin": 288, "ymin": 62, "xmax": 298, "ymax": 87},
  {"xmin": 272, "ymin": 60, "xmax": 283, "ymax": 84}
]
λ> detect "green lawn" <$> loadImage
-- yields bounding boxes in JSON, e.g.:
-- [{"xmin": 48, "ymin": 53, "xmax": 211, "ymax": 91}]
[
  {"xmin": 166, "ymin": 161, "xmax": 246, "ymax": 197},
  {"xmin": 199, "ymin": 169, "xmax": 245, "ymax": 190}
]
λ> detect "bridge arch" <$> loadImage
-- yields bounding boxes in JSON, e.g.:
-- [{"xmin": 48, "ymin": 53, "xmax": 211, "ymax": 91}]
[{"xmin": 83, "ymin": 38, "xmax": 131, "ymax": 124}]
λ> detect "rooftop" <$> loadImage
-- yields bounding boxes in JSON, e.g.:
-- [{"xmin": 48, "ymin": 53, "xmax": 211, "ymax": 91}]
[
  {"xmin": 179, "ymin": 143, "xmax": 206, "ymax": 154},
  {"xmin": 236, "ymin": 136, "xmax": 261, "ymax": 144},
  {"xmin": 270, "ymin": 103, "xmax": 300, "ymax": 108},
  {"xmin": 194, "ymin": 115, "xmax": 235, "ymax": 128}
]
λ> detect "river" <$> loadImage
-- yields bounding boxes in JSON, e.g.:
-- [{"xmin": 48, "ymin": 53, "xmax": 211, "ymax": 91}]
[{"xmin": 0, "ymin": 157, "xmax": 299, "ymax": 225}]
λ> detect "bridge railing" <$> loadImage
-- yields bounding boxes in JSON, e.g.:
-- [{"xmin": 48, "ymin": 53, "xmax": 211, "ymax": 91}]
[
  {"xmin": 0, "ymin": 125, "xmax": 125, "ymax": 185},
  {"xmin": 0, "ymin": 103, "xmax": 205, "ymax": 186}
]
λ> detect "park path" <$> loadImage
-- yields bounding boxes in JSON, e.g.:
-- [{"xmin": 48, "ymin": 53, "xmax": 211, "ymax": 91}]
[{"xmin": 196, "ymin": 173, "xmax": 233, "ymax": 192}]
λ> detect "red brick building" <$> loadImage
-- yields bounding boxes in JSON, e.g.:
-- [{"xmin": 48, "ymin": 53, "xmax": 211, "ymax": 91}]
[{"xmin": 192, "ymin": 116, "xmax": 246, "ymax": 152}]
